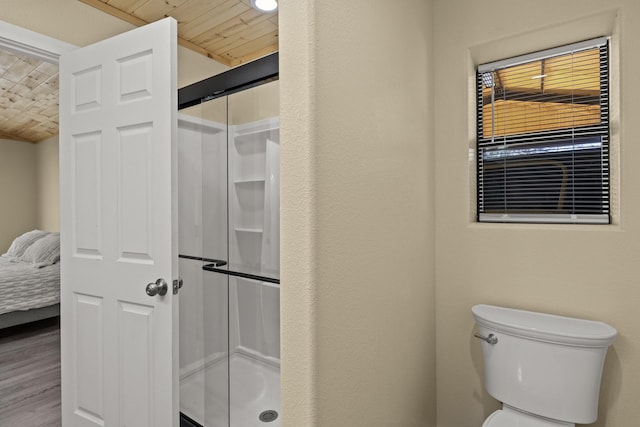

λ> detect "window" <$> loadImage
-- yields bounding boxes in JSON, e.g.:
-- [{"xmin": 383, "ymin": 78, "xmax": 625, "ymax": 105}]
[{"xmin": 476, "ymin": 38, "xmax": 610, "ymax": 224}]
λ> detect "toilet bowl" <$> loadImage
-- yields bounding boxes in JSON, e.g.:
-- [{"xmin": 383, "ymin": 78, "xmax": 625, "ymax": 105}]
[{"xmin": 472, "ymin": 304, "xmax": 616, "ymax": 427}]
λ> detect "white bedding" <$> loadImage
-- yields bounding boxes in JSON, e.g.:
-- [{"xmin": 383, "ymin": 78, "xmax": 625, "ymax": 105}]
[{"xmin": 0, "ymin": 256, "xmax": 60, "ymax": 315}]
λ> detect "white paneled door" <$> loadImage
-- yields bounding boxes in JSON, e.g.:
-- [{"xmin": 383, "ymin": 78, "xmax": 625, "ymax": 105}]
[{"xmin": 59, "ymin": 18, "xmax": 178, "ymax": 427}]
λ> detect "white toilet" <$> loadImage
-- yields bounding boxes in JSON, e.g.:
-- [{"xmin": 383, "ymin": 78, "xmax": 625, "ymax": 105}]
[{"xmin": 472, "ymin": 304, "xmax": 617, "ymax": 427}]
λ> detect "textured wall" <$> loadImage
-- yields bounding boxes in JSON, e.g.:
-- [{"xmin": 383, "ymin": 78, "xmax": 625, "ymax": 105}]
[
  {"xmin": 280, "ymin": 1, "xmax": 435, "ymax": 425},
  {"xmin": 434, "ymin": 2, "xmax": 635, "ymax": 426},
  {"xmin": 36, "ymin": 135, "xmax": 59, "ymax": 232},
  {"xmin": 0, "ymin": 139, "xmax": 37, "ymax": 252}
]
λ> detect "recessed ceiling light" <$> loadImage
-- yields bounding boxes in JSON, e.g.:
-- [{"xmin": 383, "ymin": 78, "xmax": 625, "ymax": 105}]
[{"xmin": 251, "ymin": 0, "xmax": 278, "ymax": 12}]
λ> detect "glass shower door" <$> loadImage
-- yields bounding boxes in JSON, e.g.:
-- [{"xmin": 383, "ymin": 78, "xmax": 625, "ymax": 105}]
[
  {"xmin": 200, "ymin": 97, "xmax": 232, "ymax": 427},
  {"xmin": 226, "ymin": 80, "xmax": 280, "ymax": 426},
  {"xmin": 179, "ymin": 78, "xmax": 280, "ymax": 427},
  {"xmin": 178, "ymin": 97, "xmax": 230, "ymax": 427}
]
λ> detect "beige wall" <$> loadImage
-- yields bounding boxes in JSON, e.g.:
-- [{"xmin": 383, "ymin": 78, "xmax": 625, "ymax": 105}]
[
  {"xmin": 0, "ymin": 135, "xmax": 61, "ymax": 250},
  {"xmin": 0, "ymin": 139, "xmax": 37, "ymax": 252},
  {"xmin": 36, "ymin": 135, "xmax": 59, "ymax": 232},
  {"xmin": 228, "ymin": 80, "xmax": 280, "ymax": 125},
  {"xmin": 280, "ymin": 1, "xmax": 435, "ymax": 426},
  {"xmin": 434, "ymin": 2, "xmax": 635, "ymax": 426}
]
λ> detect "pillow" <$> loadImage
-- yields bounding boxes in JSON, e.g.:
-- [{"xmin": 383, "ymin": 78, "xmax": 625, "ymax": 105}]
[
  {"xmin": 3, "ymin": 229, "xmax": 50, "ymax": 259},
  {"xmin": 19, "ymin": 232, "xmax": 60, "ymax": 267}
]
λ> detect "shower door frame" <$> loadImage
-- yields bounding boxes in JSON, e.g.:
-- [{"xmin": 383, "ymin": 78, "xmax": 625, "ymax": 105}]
[
  {"xmin": 178, "ymin": 52, "xmax": 279, "ymax": 427},
  {"xmin": 178, "ymin": 53, "xmax": 278, "ymax": 110}
]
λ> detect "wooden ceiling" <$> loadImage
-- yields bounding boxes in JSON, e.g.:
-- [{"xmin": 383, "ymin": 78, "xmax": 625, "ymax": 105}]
[
  {"xmin": 0, "ymin": 49, "xmax": 59, "ymax": 143},
  {"xmin": 80, "ymin": 0, "xmax": 279, "ymax": 67}
]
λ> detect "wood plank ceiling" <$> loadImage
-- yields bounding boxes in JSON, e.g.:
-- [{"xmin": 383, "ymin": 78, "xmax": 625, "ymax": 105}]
[
  {"xmin": 80, "ymin": 0, "xmax": 279, "ymax": 67},
  {"xmin": 0, "ymin": 49, "xmax": 59, "ymax": 143}
]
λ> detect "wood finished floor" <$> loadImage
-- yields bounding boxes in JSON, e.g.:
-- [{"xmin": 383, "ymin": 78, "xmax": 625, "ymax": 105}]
[{"xmin": 0, "ymin": 318, "xmax": 61, "ymax": 426}]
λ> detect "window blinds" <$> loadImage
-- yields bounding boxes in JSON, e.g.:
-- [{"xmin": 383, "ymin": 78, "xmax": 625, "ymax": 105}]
[{"xmin": 476, "ymin": 37, "xmax": 609, "ymax": 224}]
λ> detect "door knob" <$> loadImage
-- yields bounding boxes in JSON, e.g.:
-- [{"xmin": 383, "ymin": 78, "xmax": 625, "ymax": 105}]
[{"xmin": 146, "ymin": 278, "xmax": 168, "ymax": 296}]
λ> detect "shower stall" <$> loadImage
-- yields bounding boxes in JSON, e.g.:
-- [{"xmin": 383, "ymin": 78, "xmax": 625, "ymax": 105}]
[{"xmin": 176, "ymin": 55, "xmax": 280, "ymax": 427}]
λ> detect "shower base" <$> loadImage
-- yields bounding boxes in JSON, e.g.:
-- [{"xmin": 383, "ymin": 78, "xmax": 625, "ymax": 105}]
[{"xmin": 180, "ymin": 352, "xmax": 281, "ymax": 427}]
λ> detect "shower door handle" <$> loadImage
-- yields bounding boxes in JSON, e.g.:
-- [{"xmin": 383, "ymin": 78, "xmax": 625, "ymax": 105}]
[{"xmin": 146, "ymin": 278, "xmax": 168, "ymax": 297}]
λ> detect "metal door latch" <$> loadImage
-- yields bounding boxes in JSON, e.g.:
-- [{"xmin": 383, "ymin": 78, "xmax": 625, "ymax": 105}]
[{"xmin": 173, "ymin": 278, "xmax": 183, "ymax": 295}]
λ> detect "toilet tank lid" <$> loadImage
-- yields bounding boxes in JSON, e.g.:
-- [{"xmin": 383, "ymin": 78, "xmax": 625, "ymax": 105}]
[{"xmin": 472, "ymin": 304, "xmax": 617, "ymax": 347}]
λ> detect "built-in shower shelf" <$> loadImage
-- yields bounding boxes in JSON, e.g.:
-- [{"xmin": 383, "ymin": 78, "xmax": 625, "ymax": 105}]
[
  {"xmin": 234, "ymin": 128, "xmax": 279, "ymax": 145},
  {"xmin": 235, "ymin": 227, "xmax": 264, "ymax": 233}
]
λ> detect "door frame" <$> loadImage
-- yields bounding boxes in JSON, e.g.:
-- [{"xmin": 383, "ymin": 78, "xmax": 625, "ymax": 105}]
[{"xmin": 0, "ymin": 19, "xmax": 76, "ymax": 64}]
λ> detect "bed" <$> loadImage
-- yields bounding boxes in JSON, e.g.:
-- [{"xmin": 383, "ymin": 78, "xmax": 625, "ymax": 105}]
[{"xmin": 0, "ymin": 230, "xmax": 60, "ymax": 329}]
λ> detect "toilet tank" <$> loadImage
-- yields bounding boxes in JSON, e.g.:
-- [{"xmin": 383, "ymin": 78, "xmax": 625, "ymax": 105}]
[{"xmin": 472, "ymin": 304, "xmax": 616, "ymax": 424}]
